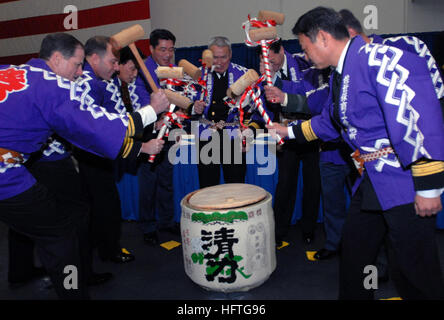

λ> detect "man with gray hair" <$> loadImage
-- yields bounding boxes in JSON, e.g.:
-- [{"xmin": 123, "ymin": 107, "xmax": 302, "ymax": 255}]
[{"xmin": 192, "ymin": 36, "xmax": 263, "ymax": 188}]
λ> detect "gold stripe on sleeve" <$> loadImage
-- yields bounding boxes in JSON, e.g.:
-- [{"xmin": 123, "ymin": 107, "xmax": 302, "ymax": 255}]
[
  {"xmin": 411, "ymin": 161, "xmax": 444, "ymax": 177},
  {"xmin": 121, "ymin": 118, "xmax": 135, "ymax": 158},
  {"xmin": 248, "ymin": 122, "xmax": 260, "ymax": 130},
  {"xmin": 127, "ymin": 115, "xmax": 135, "ymax": 137},
  {"xmin": 301, "ymin": 119, "xmax": 318, "ymax": 142},
  {"xmin": 121, "ymin": 136, "xmax": 134, "ymax": 158}
]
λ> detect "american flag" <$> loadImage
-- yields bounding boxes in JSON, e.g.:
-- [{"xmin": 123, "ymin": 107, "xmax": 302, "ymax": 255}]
[{"xmin": 0, "ymin": 0, "xmax": 151, "ymax": 65}]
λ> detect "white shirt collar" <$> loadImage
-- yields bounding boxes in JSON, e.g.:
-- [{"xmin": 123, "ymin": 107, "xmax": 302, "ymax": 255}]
[
  {"xmin": 280, "ymin": 54, "xmax": 288, "ymax": 77},
  {"xmin": 215, "ymin": 71, "xmax": 227, "ymax": 79},
  {"xmin": 335, "ymin": 39, "xmax": 351, "ymax": 75},
  {"xmin": 274, "ymin": 54, "xmax": 288, "ymax": 84}
]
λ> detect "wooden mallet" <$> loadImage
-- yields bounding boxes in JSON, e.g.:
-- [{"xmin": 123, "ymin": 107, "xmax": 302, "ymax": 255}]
[
  {"xmin": 226, "ymin": 69, "xmax": 259, "ymax": 99},
  {"xmin": 257, "ymin": 10, "xmax": 285, "ymax": 25},
  {"xmin": 111, "ymin": 25, "xmax": 192, "ymax": 109},
  {"xmin": 249, "ymin": 10, "xmax": 285, "ymax": 87},
  {"xmin": 155, "ymin": 66, "xmax": 192, "ymax": 109},
  {"xmin": 178, "ymin": 59, "xmax": 202, "ymax": 81},
  {"xmin": 111, "ymin": 24, "xmax": 159, "ymax": 93},
  {"xmin": 155, "ymin": 66, "xmax": 184, "ymax": 79},
  {"xmin": 202, "ymin": 49, "xmax": 214, "ymax": 69},
  {"xmin": 227, "ymin": 69, "xmax": 284, "ymax": 145}
]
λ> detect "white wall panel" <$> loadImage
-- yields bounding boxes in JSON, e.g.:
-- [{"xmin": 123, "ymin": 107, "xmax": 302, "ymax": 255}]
[{"xmin": 150, "ymin": 0, "xmax": 443, "ymax": 47}]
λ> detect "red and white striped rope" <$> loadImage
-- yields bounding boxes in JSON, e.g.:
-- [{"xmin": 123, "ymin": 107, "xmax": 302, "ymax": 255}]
[
  {"xmin": 249, "ymin": 87, "xmax": 284, "ymax": 145},
  {"xmin": 199, "ymin": 64, "xmax": 209, "ymax": 101},
  {"xmin": 242, "ymin": 15, "xmax": 279, "ymax": 89},
  {"xmin": 359, "ymin": 146, "xmax": 394, "ymax": 162},
  {"xmin": 260, "ymin": 41, "xmax": 273, "ymax": 87}
]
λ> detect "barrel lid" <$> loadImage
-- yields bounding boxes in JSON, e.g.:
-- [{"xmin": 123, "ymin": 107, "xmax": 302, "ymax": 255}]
[{"xmin": 188, "ymin": 183, "xmax": 267, "ymax": 210}]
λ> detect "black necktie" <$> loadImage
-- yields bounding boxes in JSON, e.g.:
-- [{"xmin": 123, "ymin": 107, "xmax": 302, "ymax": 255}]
[
  {"xmin": 332, "ymin": 70, "xmax": 342, "ymax": 126},
  {"xmin": 332, "ymin": 71, "xmax": 341, "ymax": 102},
  {"xmin": 120, "ymin": 82, "xmax": 134, "ymax": 113},
  {"xmin": 280, "ymin": 68, "xmax": 289, "ymax": 81}
]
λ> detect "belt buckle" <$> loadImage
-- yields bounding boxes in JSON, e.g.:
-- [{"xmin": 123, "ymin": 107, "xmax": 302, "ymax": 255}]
[{"xmin": 350, "ymin": 149, "xmax": 364, "ymax": 176}]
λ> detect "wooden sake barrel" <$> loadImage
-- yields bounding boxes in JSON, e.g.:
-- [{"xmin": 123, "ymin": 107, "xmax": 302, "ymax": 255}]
[{"xmin": 180, "ymin": 183, "xmax": 276, "ymax": 292}]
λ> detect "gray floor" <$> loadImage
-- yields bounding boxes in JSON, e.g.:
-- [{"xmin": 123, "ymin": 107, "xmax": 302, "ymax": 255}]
[{"xmin": 1, "ymin": 220, "xmax": 443, "ymax": 301}]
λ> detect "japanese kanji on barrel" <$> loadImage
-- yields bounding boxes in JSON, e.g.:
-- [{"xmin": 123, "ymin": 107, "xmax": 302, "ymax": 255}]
[{"xmin": 180, "ymin": 183, "xmax": 276, "ymax": 292}]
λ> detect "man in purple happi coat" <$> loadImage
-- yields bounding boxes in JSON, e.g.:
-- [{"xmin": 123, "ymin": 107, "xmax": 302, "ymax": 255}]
[
  {"xmin": 0, "ymin": 33, "xmax": 168, "ymax": 299},
  {"xmin": 192, "ymin": 36, "xmax": 266, "ymax": 189},
  {"xmin": 269, "ymin": 7, "xmax": 444, "ymax": 299}
]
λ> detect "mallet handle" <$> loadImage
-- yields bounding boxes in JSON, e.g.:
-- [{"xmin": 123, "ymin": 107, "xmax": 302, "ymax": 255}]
[
  {"xmin": 261, "ymin": 40, "xmax": 273, "ymax": 87},
  {"xmin": 129, "ymin": 43, "xmax": 159, "ymax": 93}
]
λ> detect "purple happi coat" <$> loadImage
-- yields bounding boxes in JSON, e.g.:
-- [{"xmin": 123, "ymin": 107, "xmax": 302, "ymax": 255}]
[
  {"xmin": 284, "ymin": 51, "xmax": 312, "ymax": 82},
  {"xmin": 200, "ymin": 62, "xmax": 250, "ymax": 133},
  {"xmin": 0, "ymin": 59, "xmax": 131, "ymax": 200},
  {"xmin": 309, "ymin": 36, "xmax": 444, "ymax": 210},
  {"xmin": 103, "ymin": 75, "xmax": 151, "ymax": 115},
  {"xmin": 370, "ymin": 34, "xmax": 444, "ymax": 100},
  {"xmin": 281, "ymin": 52, "xmax": 348, "ymax": 165},
  {"xmin": 27, "ymin": 59, "xmax": 71, "ymax": 162},
  {"xmin": 281, "ymin": 53, "xmax": 329, "ymax": 117}
]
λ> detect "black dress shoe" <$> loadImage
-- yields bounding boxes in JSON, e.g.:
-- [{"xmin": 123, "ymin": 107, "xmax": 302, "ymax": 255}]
[
  {"xmin": 302, "ymin": 232, "xmax": 314, "ymax": 245},
  {"xmin": 144, "ymin": 231, "xmax": 159, "ymax": 245},
  {"xmin": 110, "ymin": 251, "xmax": 135, "ymax": 263},
  {"xmin": 37, "ymin": 276, "xmax": 53, "ymax": 290},
  {"xmin": 314, "ymin": 248, "xmax": 337, "ymax": 260},
  {"xmin": 8, "ymin": 267, "xmax": 48, "ymax": 288},
  {"xmin": 87, "ymin": 272, "xmax": 113, "ymax": 286}
]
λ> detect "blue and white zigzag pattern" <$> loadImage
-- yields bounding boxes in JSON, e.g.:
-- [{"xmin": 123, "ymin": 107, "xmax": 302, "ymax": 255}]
[
  {"xmin": 364, "ymin": 43, "xmax": 430, "ymax": 162},
  {"xmin": 104, "ymin": 79, "xmax": 141, "ymax": 115},
  {"xmin": 383, "ymin": 36, "xmax": 444, "ymax": 99},
  {"xmin": 74, "ymin": 71, "xmax": 128, "ymax": 125}
]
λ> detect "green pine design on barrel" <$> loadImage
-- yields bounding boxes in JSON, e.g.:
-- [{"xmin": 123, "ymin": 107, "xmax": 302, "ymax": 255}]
[{"xmin": 191, "ymin": 211, "xmax": 248, "ymax": 224}]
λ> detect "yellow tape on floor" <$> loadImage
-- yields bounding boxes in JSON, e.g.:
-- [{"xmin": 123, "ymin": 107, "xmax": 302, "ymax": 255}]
[
  {"xmin": 277, "ymin": 241, "xmax": 289, "ymax": 250},
  {"xmin": 306, "ymin": 251, "xmax": 317, "ymax": 261},
  {"xmin": 160, "ymin": 240, "xmax": 181, "ymax": 250}
]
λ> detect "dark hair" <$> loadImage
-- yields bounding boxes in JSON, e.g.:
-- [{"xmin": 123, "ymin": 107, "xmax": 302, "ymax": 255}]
[
  {"xmin": 39, "ymin": 33, "xmax": 84, "ymax": 60},
  {"xmin": 85, "ymin": 36, "xmax": 112, "ymax": 57},
  {"xmin": 269, "ymin": 39, "xmax": 283, "ymax": 54},
  {"xmin": 292, "ymin": 7, "xmax": 349, "ymax": 42},
  {"xmin": 119, "ymin": 46, "xmax": 145, "ymax": 67},
  {"xmin": 149, "ymin": 29, "xmax": 176, "ymax": 48},
  {"xmin": 256, "ymin": 38, "xmax": 282, "ymax": 56},
  {"xmin": 339, "ymin": 9, "xmax": 363, "ymax": 34}
]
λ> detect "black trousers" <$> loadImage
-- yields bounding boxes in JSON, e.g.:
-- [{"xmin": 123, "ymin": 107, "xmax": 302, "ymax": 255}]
[
  {"xmin": 0, "ymin": 183, "xmax": 88, "ymax": 299},
  {"xmin": 273, "ymin": 140, "xmax": 321, "ymax": 239},
  {"xmin": 197, "ymin": 132, "xmax": 246, "ymax": 188},
  {"xmin": 75, "ymin": 150, "xmax": 122, "ymax": 260},
  {"xmin": 339, "ymin": 182, "xmax": 444, "ymax": 300},
  {"xmin": 138, "ymin": 146, "xmax": 175, "ymax": 234},
  {"xmin": 8, "ymin": 158, "xmax": 93, "ymax": 283}
]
